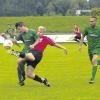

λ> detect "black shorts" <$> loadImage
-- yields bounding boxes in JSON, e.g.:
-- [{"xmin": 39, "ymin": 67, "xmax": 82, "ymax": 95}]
[
  {"xmin": 26, "ymin": 50, "xmax": 43, "ymax": 68},
  {"xmin": 75, "ymin": 36, "xmax": 81, "ymax": 40}
]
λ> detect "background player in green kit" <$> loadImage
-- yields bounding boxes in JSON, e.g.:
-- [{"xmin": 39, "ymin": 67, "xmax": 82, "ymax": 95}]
[
  {"xmin": 14, "ymin": 22, "xmax": 40, "ymax": 86},
  {"xmin": 79, "ymin": 16, "xmax": 100, "ymax": 84}
]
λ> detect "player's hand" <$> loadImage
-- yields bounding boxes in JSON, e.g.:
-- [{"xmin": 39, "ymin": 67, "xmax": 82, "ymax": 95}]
[{"xmin": 30, "ymin": 44, "xmax": 34, "ymax": 49}]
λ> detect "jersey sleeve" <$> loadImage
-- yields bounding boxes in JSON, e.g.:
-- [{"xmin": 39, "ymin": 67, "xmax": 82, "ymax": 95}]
[
  {"xmin": 16, "ymin": 33, "xmax": 23, "ymax": 41},
  {"xmin": 83, "ymin": 27, "xmax": 88, "ymax": 36},
  {"xmin": 46, "ymin": 36, "xmax": 56, "ymax": 46}
]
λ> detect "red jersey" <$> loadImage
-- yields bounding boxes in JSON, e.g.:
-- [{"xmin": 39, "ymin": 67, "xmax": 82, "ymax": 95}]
[
  {"xmin": 73, "ymin": 28, "xmax": 81, "ymax": 37},
  {"xmin": 33, "ymin": 35, "xmax": 55, "ymax": 52}
]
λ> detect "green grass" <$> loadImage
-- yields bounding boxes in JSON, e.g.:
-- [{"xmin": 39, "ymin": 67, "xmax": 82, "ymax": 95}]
[
  {"xmin": 0, "ymin": 16, "xmax": 100, "ymax": 33},
  {"xmin": 0, "ymin": 43, "xmax": 100, "ymax": 100}
]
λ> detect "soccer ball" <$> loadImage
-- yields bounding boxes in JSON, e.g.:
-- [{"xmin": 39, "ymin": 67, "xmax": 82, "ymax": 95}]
[{"xmin": 3, "ymin": 39, "xmax": 13, "ymax": 49}]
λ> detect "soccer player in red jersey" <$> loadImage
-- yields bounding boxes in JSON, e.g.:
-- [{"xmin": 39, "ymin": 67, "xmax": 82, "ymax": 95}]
[
  {"xmin": 73, "ymin": 24, "xmax": 87, "ymax": 46},
  {"xmin": 18, "ymin": 26, "xmax": 67, "ymax": 86},
  {"xmin": 73, "ymin": 24, "xmax": 81, "ymax": 41}
]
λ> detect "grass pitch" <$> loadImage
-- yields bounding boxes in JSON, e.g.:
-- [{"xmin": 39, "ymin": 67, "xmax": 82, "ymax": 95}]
[
  {"xmin": 0, "ymin": 16, "xmax": 100, "ymax": 33},
  {"xmin": 0, "ymin": 43, "xmax": 100, "ymax": 100}
]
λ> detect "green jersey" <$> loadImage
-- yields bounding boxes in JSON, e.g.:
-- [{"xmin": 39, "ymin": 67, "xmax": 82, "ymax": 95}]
[
  {"xmin": 83, "ymin": 26, "xmax": 100, "ymax": 49},
  {"xmin": 16, "ymin": 29, "xmax": 39, "ymax": 53}
]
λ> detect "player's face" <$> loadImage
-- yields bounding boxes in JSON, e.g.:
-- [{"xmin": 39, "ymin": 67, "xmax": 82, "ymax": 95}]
[
  {"xmin": 37, "ymin": 28, "xmax": 45, "ymax": 36},
  {"xmin": 90, "ymin": 18, "xmax": 96, "ymax": 27},
  {"xmin": 17, "ymin": 26, "xmax": 25, "ymax": 32}
]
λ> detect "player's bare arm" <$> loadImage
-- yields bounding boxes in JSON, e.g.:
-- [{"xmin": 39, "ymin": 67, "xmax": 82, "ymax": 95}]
[{"xmin": 54, "ymin": 43, "xmax": 68, "ymax": 54}]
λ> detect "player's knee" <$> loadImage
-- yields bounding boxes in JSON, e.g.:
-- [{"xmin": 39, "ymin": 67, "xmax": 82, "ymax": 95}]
[
  {"xmin": 17, "ymin": 58, "xmax": 25, "ymax": 65},
  {"xmin": 26, "ymin": 53, "xmax": 35, "ymax": 61},
  {"xmin": 92, "ymin": 59, "xmax": 97, "ymax": 65},
  {"xmin": 26, "ymin": 72, "xmax": 33, "ymax": 78}
]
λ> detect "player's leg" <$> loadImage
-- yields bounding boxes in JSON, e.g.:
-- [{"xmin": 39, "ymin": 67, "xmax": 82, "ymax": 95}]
[
  {"xmin": 17, "ymin": 50, "xmax": 50, "ymax": 86},
  {"xmin": 26, "ymin": 65, "xmax": 50, "ymax": 87},
  {"xmin": 25, "ymin": 53, "xmax": 35, "ymax": 61},
  {"xmin": 18, "ymin": 52, "xmax": 35, "ymax": 82},
  {"xmin": 26, "ymin": 65, "xmax": 43, "ymax": 82},
  {"xmin": 88, "ymin": 53, "xmax": 93, "ymax": 63},
  {"xmin": 26, "ymin": 51, "xmax": 50, "ymax": 87},
  {"xmin": 79, "ymin": 36, "xmax": 87, "ymax": 46},
  {"xmin": 96, "ymin": 52, "xmax": 100, "ymax": 65},
  {"xmin": 74, "ymin": 36, "xmax": 80, "ymax": 42},
  {"xmin": 18, "ymin": 62, "xmax": 25, "ymax": 81},
  {"xmin": 17, "ymin": 57, "xmax": 26, "ymax": 86},
  {"xmin": 89, "ymin": 54, "xmax": 98, "ymax": 84},
  {"xmin": 97, "ymin": 60, "xmax": 100, "ymax": 65},
  {"xmin": 83, "ymin": 41, "xmax": 87, "ymax": 46},
  {"xmin": 77, "ymin": 36, "xmax": 87, "ymax": 46},
  {"xmin": 16, "ymin": 52, "xmax": 35, "ymax": 86},
  {"xmin": 19, "ymin": 52, "xmax": 35, "ymax": 61}
]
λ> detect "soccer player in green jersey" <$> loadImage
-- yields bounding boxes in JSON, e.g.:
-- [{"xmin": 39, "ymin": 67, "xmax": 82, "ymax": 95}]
[
  {"xmin": 79, "ymin": 16, "xmax": 100, "ymax": 84},
  {"xmin": 14, "ymin": 22, "xmax": 40, "ymax": 86}
]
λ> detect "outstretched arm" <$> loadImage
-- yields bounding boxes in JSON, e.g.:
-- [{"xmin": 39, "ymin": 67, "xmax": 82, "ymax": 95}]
[
  {"xmin": 11, "ymin": 38, "xmax": 21, "ymax": 47},
  {"xmin": 53, "ymin": 43, "xmax": 68, "ymax": 54},
  {"xmin": 1, "ymin": 33, "xmax": 20, "ymax": 47}
]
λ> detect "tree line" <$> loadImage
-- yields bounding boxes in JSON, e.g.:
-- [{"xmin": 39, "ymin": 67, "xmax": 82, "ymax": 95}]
[{"xmin": 0, "ymin": 0, "xmax": 100, "ymax": 16}]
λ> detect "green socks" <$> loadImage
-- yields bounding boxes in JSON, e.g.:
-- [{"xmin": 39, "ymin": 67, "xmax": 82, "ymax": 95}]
[
  {"xmin": 18, "ymin": 63, "xmax": 25, "ymax": 82},
  {"xmin": 91, "ymin": 66, "xmax": 97, "ymax": 80},
  {"xmin": 97, "ymin": 60, "xmax": 100, "ymax": 65}
]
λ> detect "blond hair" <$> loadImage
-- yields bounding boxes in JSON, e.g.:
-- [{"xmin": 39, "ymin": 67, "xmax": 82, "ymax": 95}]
[{"xmin": 38, "ymin": 26, "xmax": 46, "ymax": 32}]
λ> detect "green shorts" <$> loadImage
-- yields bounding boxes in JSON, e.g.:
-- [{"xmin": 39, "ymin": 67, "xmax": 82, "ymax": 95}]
[
  {"xmin": 88, "ymin": 48, "xmax": 100, "ymax": 55},
  {"xmin": 88, "ymin": 48, "xmax": 100, "ymax": 61}
]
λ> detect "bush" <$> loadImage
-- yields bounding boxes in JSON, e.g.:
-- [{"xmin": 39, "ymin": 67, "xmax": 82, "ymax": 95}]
[{"xmin": 91, "ymin": 8, "xmax": 100, "ymax": 16}]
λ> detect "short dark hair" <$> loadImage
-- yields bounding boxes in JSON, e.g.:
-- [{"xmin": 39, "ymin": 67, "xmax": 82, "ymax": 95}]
[
  {"xmin": 15, "ymin": 22, "xmax": 25, "ymax": 29},
  {"xmin": 91, "ymin": 16, "xmax": 97, "ymax": 20}
]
